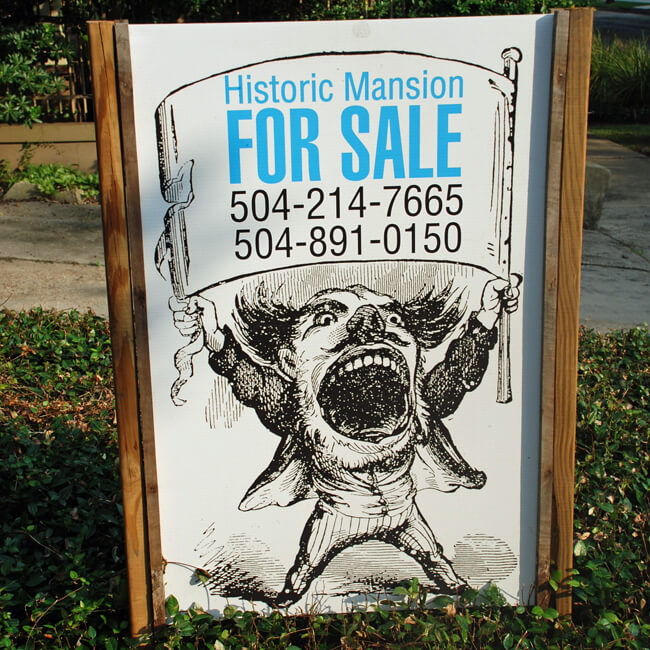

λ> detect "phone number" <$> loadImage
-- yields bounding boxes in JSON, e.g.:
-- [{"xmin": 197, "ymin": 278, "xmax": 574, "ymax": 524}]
[
  {"xmin": 234, "ymin": 223, "xmax": 462, "ymax": 260},
  {"xmin": 230, "ymin": 183, "xmax": 464, "ymax": 222}
]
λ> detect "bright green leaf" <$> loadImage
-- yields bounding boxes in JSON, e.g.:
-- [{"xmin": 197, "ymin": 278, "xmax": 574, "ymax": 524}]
[
  {"xmin": 544, "ymin": 607, "xmax": 559, "ymax": 620},
  {"xmin": 166, "ymin": 594, "xmax": 180, "ymax": 617},
  {"xmin": 574, "ymin": 540, "xmax": 588, "ymax": 557}
]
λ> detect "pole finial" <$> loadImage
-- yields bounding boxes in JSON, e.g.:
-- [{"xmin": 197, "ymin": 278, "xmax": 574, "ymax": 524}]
[{"xmin": 502, "ymin": 47, "xmax": 522, "ymax": 81}]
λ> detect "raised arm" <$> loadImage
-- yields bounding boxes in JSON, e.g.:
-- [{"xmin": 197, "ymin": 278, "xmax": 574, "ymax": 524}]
[
  {"xmin": 422, "ymin": 277, "xmax": 519, "ymax": 418},
  {"xmin": 172, "ymin": 294, "xmax": 299, "ymax": 436}
]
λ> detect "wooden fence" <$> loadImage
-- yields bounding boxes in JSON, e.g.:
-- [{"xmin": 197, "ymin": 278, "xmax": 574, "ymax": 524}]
[
  {"xmin": 39, "ymin": 27, "xmax": 94, "ymax": 123},
  {"xmin": 19, "ymin": 0, "xmax": 95, "ymax": 123}
]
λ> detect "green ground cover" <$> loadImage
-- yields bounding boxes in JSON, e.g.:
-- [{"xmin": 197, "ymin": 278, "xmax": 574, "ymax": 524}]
[
  {"xmin": 0, "ymin": 161, "xmax": 100, "ymax": 202},
  {"xmin": 588, "ymin": 123, "xmax": 650, "ymax": 156},
  {"xmin": 0, "ymin": 310, "xmax": 648, "ymax": 648}
]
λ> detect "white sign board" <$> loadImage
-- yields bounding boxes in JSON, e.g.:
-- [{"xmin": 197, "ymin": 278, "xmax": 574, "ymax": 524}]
[{"xmin": 124, "ymin": 15, "xmax": 554, "ymax": 615}]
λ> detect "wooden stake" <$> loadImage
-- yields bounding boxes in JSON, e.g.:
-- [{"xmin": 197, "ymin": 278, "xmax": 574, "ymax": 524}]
[
  {"xmin": 114, "ymin": 21, "xmax": 166, "ymax": 628},
  {"xmin": 88, "ymin": 20, "xmax": 153, "ymax": 636},
  {"xmin": 553, "ymin": 7, "xmax": 593, "ymax": 617},
  {"xmin": 537, "ymin": 8, "xmax": 570, "ymax": 609}
]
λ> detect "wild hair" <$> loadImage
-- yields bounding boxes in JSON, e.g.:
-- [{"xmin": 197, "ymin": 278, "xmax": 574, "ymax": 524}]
[
  {"xmin": 234, "ymin": 283, "xmax": 300, "ymax": 362},
  {"xmin": 402, "ymin": 283, "xmax": 465, "ymax": 349},
  {"xmin": 234, "ymin": 282, "xmax": 465, "ymax": 363}
]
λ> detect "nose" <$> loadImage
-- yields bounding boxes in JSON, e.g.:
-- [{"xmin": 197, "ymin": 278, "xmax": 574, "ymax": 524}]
[{"xmin": 346, "ymin": 305, "xmax": 384, "ymax": 343}]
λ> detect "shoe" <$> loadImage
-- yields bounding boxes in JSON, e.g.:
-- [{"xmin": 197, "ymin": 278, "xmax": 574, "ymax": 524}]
[{"xmin": 274, "ymin": 589, "xmax": 300, "ymax": 608}]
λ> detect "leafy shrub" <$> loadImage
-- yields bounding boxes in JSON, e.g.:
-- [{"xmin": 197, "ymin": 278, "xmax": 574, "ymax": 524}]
[
  {"xmin": 0, "ymin": 24, "xmax": 75, "ymax": 126},
  {"xmin": 0, "ymin": 0, "xmax": 598, "ymax": 25},
  {"xmin": 192, "ymin": 0, "xmax": 591, "ymax": 21},
  {"xmin": 0, "ymin": 160, "xmax": 99, "ymax": 201},
  {"xmin": 293, "ymin": 0, "xmax": 588, "ymax": 20},
  {"xmin": 590, "ymin": 33, "xmax": 650, "ymax": 123}
]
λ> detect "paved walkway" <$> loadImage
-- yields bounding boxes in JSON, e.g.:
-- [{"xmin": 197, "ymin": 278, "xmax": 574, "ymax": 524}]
[
  {"xmin": 580, "ymin": 138, "xmax": 650, "ymax": 330},
  {"xmin": 0, "ymin": 138, "xmax": 648, "ymax": 331},
  {"xmin": 0, "ymin": 203, "xmax": 107, "ymax": 315}
]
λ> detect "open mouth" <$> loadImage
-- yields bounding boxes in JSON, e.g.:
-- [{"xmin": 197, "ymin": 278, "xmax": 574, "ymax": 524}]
[{"xmin": 316, "ymin": 344, "xmax": 411, "ymax": 442}]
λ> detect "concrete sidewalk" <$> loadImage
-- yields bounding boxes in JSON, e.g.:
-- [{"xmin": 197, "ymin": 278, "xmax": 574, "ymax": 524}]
[
  {"xmin": 0, "ymin": 137, "xmax": 648, "ymax": 331},
  {"xmin": 580, "ymin": 138, "xmax": 650, "ymax": 331},
  {"xmin": 0, "ymin": 202, "xmax": 107, "ymax": 315}
]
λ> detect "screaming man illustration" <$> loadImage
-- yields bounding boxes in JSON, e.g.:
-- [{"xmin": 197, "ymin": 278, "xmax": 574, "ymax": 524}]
[{"xmin": 172, "ymin": 275, "xmax": 519, "ymax": 605}]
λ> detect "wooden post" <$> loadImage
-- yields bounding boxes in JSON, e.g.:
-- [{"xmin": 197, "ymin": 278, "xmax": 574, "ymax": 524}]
[
  {"xmin": 114, "ymin": 21, "xmax": 167, "ymax": 628},
  {"xmin": 88, "ymin": 20, "xmax": 153, "ymax": 636},
  {"xmin": 552, "ymin": 7, "xmax": 593, "ymax": 617},
  {"xmin": 537, "ymin": 7, "xmax": 570, "ymax": 610}
]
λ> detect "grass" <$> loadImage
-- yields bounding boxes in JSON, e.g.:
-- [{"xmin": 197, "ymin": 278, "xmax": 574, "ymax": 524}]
[
  {"xmin": 588, "ymin": 32, "xmax": 650, "ymax": 155},
  {"xmin": 590, "ymin": 33, "xmax": 650, "ymax": 124},
  {"xmin": 0, "ymin": 309, "xmax": 648, "ymax": 648},
  {"xmin": 588, "ymin": 123, "xmax": 650, "ymax": 156},
  {"xmin": 591, "ymin": 1, "xmax": 650, "ymax": 9}
]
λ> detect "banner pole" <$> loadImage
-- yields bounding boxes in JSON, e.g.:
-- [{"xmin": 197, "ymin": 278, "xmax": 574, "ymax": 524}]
[{"xmin": 496, "ymin": 47, "xmax": 521, "ymax": 404}]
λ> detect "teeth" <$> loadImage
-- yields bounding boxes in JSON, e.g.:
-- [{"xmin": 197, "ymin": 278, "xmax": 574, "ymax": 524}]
[{"xmin": 338, "ymin": 353, "xmax": 401, "ymax": 373}]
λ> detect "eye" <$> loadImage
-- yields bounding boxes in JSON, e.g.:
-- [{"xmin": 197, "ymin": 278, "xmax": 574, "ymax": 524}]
[
  {"xmin": 387, "ymin": 313, "xmax": 404, "ymax": 327},
  {"xmin": 314, "ymin": 312, "xmax": 337, "ymax": 327}
]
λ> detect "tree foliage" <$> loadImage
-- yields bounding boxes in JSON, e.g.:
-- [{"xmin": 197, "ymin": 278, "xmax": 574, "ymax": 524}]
[
  {"xmin": 0, "ymin": 0, "xmax": 595, "ymax": 125},
  {"xmin": 0, "ymin": 0, "xmax": 594, "ymax": 27}
]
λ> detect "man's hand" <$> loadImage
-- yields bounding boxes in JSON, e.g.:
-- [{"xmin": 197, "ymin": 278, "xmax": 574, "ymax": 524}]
[
  {"xmin": 169, "ymin": 295, "xmax": 224, "ymax": 352},
  {"xmin": 476, "ymin": 274, "xmax": 521, "ymax": 330}
]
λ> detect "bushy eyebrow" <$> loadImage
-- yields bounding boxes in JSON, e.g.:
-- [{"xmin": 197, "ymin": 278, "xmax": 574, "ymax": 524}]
[
  {"xmin": 380, "ymin": 299, "xmax": 403, "ymax": 314},
  {"xmin": 302, "ymin": 299, "xmax": 348, "ymax": 317}
]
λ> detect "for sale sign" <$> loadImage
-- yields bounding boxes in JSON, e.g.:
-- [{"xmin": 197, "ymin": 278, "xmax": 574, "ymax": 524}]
[{"xmin": 123, "ymin": 16, "xmax": 554, "ymax": 616}]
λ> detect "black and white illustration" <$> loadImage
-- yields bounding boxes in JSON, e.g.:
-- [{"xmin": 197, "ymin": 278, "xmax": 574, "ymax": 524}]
[
  {"xmin": 172, "ymin": 273, "xmax": 518, "ymax": 606},
  {"xmin": 126, "ymin": 16, "xmax": 554, "ymax": 615}
]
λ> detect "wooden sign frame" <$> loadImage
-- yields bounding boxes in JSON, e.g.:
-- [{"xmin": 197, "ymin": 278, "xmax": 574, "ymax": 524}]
[{"xmin": 89, "ymin": 9, "xmax": 592, "ymax": 636}]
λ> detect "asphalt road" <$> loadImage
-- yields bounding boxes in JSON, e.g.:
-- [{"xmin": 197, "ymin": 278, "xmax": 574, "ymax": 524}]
[{"xmin": 594, "ymin": 9, "xmax": 650, "ymax": 40}]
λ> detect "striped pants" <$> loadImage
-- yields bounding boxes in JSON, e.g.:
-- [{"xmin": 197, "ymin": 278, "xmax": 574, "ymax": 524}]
[{"xmin": 281, "ymin": 501, "xmax": 464, "ymax": 598}]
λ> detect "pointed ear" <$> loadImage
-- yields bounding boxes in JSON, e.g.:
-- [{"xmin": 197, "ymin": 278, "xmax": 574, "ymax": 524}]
[{"xmin": 277, "ymin": 347, "xmax": 297, "ymax": 380}]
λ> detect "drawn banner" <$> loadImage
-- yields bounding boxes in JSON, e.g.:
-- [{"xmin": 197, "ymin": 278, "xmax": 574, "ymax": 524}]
[{"xmin": 154, "ymin": 51, "xmax": 518, "ymax": 296}]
